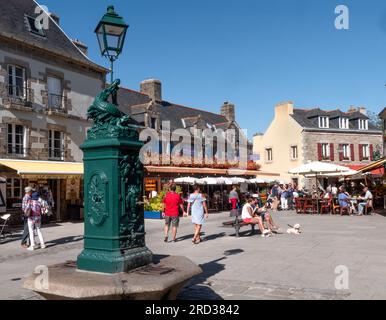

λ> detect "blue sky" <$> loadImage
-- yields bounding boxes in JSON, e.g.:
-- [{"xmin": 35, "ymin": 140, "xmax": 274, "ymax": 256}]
[{"xmin": 41, "ymin": 0, "xmax": 386, "ymax": 137}]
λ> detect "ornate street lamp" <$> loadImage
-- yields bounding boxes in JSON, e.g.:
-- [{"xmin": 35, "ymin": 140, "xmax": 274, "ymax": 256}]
[{"xmin": 95, "ymin": 5, "xmax": 129, "ymax": 83}]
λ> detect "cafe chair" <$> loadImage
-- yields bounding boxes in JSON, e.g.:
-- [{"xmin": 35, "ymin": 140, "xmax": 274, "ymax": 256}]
[
  {"xmin": 320, "ymin": 199, "xmax": 332, "ymax": 214},
  {"xmin": 295, "ymin": 198, "xmax": 303, "ymax": 214},
  {"xmin": 332, "ymin": 199, "xmax": 340, "ymax": 215},
  {"xmin": 364, "ymin": 200, "xmax": 375, "ymax": 216},
  {"xmin": 340, "ymin": 206, "xmax": 350, "ymax": 216},
  {"xmin": 303, "ymin": 198, "xmax": 316, "ymax": 214},
  {"xmin": 0, "ymin": 214, "xmax": 12, "ymax": 240}
]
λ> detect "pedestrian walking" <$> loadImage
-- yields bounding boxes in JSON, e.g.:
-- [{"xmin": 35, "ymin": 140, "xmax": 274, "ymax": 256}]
[
  {"xmin": 26, "ymin": 192, "xmax": 46, "ymax": 251},
  {"xmin": 229, "ymin": 186, "xmax": 239, "ymax": 210},
  {"xmin": 162, "ymin": 185, "xmax": 186, "ymax": 243},
  {"xmin": 187, "ymin": 185, "xmax": 209, "ymax": 245},
  {"xmin": 21, "ymin": 186, "xmax": 33, "ymax": 249}
]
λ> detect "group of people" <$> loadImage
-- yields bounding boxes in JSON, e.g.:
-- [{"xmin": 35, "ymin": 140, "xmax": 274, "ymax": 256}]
[
  {"xmin": 267, "ymin": 183, "xmax": 298, "ymax": 211},
  {"xmin": 162, "ymin": 184, "xmax": 209, "ymax": 244},
  {"xmin": 161, "ymin": 183, "xmax": 283, "ymax": 242},
  {"xmin": 21, "ymin": 186, "xmax": 50, "ymax": 251},
  {"xmin": 241, "ymin": 194, "xmax": 280, "ymax": 238},
  {"xmin": 336, "ymin": 186, "xmax": 373, "ymax": 215}
]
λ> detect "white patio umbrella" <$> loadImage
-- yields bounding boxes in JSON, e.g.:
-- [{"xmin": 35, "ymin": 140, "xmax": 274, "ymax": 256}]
[
  {"xmin": 197, "ymin": 177, "xmax": 219, "ymax": 185},
  {"xmin": 264, "ymin": 178, "xmax": 277, "ymax": 185},
  {"xmin": 306, "ymin": 169, "xmax": 359, "ymax": 178},
  {"xmin": 249, "ymin": 178, "xmax": 267, "ymax": 184},
  {"xmin": 230, "ymin": 177, "xmax": 250, "ymax": 184},
  {"xmin": 289, "ymin": 161, "xmax": 350, "ymax": 213},
  {"xmin": 174, "ymin": 177, "xmax": 201, "ymax": 196},
  {"xmin": 217, "ymin": 177, "xmax": 233, "ymax": 185},
  {"xmin": 174, "ymin": 177, "xmax": 198, "ymax": 184},
  {"xmin": 289, "ymin": 161, "xmax": 350, "ymax": 175}
]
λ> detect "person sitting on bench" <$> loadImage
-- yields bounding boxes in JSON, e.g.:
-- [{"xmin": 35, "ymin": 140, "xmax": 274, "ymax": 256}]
[
  {"xmin": 251, "ymin": 194, "xmax": 280, "ymax": 233},
  {"xmin": 241, "ymin": 197, "xmax": 271, "ymax": 238}
]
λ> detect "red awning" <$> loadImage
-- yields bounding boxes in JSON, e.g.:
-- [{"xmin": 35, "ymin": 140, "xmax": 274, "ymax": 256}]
[{"xmin": 345, "ymin": 165, "xmax": 384, "ymax": 176}]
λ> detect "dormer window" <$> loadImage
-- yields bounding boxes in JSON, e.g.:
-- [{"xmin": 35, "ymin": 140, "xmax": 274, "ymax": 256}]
[
  {"xmin": 339, "ymin": 118, "xmax": 349, "ymax": 129},
  {"xmin": 150, "ymin": 117, "xmax": 157, "ymax": 129},
  {"xmin": 358, "ymin": 119, "xmax": 368, "ymax": 130},
  {"xmin": 25, "ymin": 15, "xmax": 47, "ymax": 38},
  {"xmin": 318, "ymin": 116, "xmax": 329, "ymax": 128}
]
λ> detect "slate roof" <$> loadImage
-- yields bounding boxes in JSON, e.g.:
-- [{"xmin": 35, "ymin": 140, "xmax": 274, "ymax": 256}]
[
  {"xmin": 291, "ymin": 108, "xmax": 380, "ymax": 131},
  {"xmin": 117, "ymin": 87, "xmax": 231, "ymax": 131},
  {"xmin": 0, "ymin": 0, "xmax": 106, "ymax": 72}
]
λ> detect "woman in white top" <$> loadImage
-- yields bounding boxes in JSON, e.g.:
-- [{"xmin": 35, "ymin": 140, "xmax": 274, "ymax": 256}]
[{"xmin": 242, "ymin": 197, "xmax": 270, "ymax": 238}]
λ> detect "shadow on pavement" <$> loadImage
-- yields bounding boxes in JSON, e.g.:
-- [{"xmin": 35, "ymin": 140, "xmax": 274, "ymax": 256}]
[
  {"xmin": 45, "ymin": 235, "xmax": 84, "ymax": 247},
  {"xmin": 175, "ymin": 234, "xmax": 196, "ymax": 242},
  {"xmin": 203, "ymin": 232, "xmax": 226, "ymax": 242},
  {"xmin": 178, "ymin": 249, "xmax": 244, "ymax": 300},
  {"xmin": 0, "ymin": 233, "xmax": 22, "ymax": 245}
]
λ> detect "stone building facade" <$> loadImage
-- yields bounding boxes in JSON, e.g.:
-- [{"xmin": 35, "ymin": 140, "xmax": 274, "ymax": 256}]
[
  {"xmin": 254, "ymin": 102, "xmax": 383, "ymax": 188},
  {"xmin": 0, "ymin": 0, "xmax": 106, "ymax": 220}
]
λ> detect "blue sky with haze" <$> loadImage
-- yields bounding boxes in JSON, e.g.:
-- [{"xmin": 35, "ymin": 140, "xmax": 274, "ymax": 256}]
[{"xmin": 41, "ymin": 0, "xmax": 386, "ymax": 137}]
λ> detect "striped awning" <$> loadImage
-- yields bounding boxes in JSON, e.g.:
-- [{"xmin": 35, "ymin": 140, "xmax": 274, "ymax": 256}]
[{"xmin": 354, "ymin": 157, "xmax": 386, "ymax": 174}]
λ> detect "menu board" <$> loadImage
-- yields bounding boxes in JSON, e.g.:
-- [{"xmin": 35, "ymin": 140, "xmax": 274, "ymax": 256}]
[
  {"xmin": 145, "ymin": 178, "xmax": 158, "ymax": 193},
  {"xmin": 66, "ymin": 177, "xmax": 80, "ymax": 200}
]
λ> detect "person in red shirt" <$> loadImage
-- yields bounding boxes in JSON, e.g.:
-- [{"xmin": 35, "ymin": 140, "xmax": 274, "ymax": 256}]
[{"xmin": 162, "ymin": 185, "xmax": 186, "ymax": 243}]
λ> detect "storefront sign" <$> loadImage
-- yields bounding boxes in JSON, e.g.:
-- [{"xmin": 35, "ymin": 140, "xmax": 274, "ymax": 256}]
[
  {"xmin": 66, "ymin": 177, "xmax": 80, "ymax": 200},
  {"xmin": 145, "ymin": 178, "xmax": 158, "ymax": 192}
]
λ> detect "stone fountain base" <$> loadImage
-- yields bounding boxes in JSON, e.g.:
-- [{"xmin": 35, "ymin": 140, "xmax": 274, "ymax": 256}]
[{"xmin": 23, "ymin": 255, "xmax": 201, "ymax": 300}]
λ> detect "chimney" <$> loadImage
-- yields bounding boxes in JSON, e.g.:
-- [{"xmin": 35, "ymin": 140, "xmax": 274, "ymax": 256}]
[
  {"xmin": 348, "ymin": 106, "xmax": 367, "ymax": 115},
  {"xmin": 348, "ymin": 106, "xmax": 357, "ymax": 113},
  {"xmin": 275, "ymin": 101, "xmax": 294, "ymax": 118},
  {"xmin": 358, "ymin": 106, "xmax": 367, "ymax": 115},
  {"xmin": 50, "ymin": 13, "xmax": 60, "ymax": 25},
  {"xmin": 221, "ymin": 101, "xmax": 235, "ymax": 122},
  {"xmin": 140, "ymin": 79, "xmax": 162, "ymax": 102},
  {"xmin": 72, "ymin": 39, "xmax": 88, "ymax": 56}
]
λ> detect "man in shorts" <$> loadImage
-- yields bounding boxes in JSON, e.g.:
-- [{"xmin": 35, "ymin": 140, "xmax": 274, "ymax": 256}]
[{"xmin": 162, "ymin": 185, "xmax": 186, "ymax": 243}]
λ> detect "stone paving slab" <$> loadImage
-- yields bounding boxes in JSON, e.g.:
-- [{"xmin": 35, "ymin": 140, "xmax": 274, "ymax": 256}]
[{"xmin": 1, "ymin": 211, "xmax": 386, "ymax": 300}]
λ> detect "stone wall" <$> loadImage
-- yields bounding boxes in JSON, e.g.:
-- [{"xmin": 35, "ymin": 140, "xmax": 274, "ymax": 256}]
[
  {"xmin": 302, "ymin": 131, "xmax": 383, "ymax": 164},
  {"xmin": 301, "ymin": 130, "xmax": 383, "ymax": 189},
  {"xmin": 0, "ymin": 37, "xmax": 104, "ymax": 163}
]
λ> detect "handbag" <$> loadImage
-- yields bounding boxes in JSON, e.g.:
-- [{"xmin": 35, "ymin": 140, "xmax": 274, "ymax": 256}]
[{"xmin": 24, "ymin": 207, "xmax": 32, "ymax": 217}]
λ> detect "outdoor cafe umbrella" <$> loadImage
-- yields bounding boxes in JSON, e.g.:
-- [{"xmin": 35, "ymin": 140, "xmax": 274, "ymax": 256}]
[
  {"xmin": 217, "ymin": 177, "xmax": 233, "ymax": 185},
  {"xmin": 249, "ymin": 178, "xmax": 267, "ymax": 184},
  {"xmin": 174, "ymin": 177, "xmax": 198, "ymax": 184},
  {"xmin": 289, "ymin": 161, "xmax": 350, "ymax": 213},
  {"xmin": 174, "ymin": 176, "xmax": 203, "ymax": 195},
  {"xmin": 289, "ymin": 161, "xmax": 350, "ymax": 176},
  {"xmin": 198, "ymin": 177, "xmax": 219, "ymax": 185},
  {"xmin": 230, "ymin": 177, "xmax": 250, "ymax": 184}
]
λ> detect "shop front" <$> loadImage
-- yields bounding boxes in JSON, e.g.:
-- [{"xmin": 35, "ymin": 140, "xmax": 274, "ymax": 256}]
[
  {"xmin": 144, "ymin": 165, "xmax": 280, "ymax": 211},
  {"xmin": 0, "ymin": 160, "xmax": 84, "ymax": 223}
]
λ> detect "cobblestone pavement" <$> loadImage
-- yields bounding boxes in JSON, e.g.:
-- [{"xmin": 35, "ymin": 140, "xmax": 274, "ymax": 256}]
[{"xmin": 1, "ymin": 211, "xmax": 386, "ymax": 300}]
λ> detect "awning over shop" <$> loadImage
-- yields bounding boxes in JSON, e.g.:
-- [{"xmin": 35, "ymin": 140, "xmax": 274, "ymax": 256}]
[
  {"xmin": 0, "ymin": 159, "xmax": 84, "ymax": 179},
  {"xmin": 346, "ymin": 160, "xmax": 385, "ymax": 175}
]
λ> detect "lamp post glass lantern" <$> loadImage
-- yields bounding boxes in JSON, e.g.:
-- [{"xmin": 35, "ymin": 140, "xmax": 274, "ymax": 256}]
[{"xmin": 95, "ymin": 5, "xmax": 128, "ymax": 82}]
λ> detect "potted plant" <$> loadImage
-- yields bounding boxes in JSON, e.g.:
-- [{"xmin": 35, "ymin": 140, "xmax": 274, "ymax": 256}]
[{"xmin": 144, "ymin": 190, "xmax": 165, "ymax": 219}]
